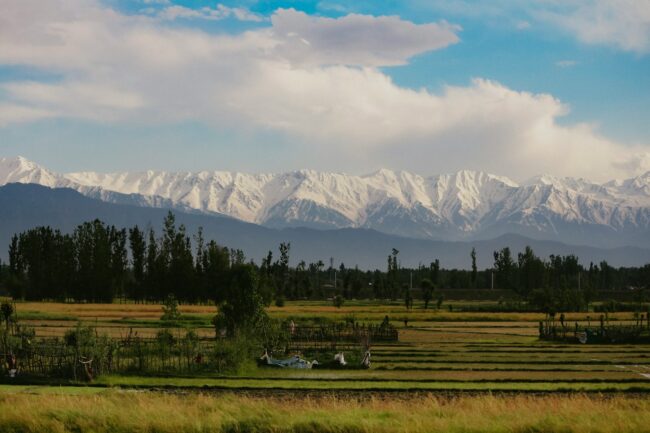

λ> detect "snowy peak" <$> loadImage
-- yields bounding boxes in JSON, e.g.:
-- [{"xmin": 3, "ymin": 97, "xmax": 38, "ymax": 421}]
[
  {"xmin": 622, "ymin": 171, "xmax": 650, "ymax": 193},
  {"xmin": 428, "ymin": 170, "xmax": 518, "ymax": 230},
  {"xmin": 4, "ymin": 156, "xmax": 650, "ymax": 248},
  {"xmin": 0, "ymin": 156, "xmax": 61, "ymax": 187},
  {"xmin": 0, "ymin": 156, "xmax": 40, "ymax": 178}
]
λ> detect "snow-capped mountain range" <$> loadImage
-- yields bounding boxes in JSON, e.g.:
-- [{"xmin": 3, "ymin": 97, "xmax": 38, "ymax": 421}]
[{"xmin": 3, "ymin": 156, "xmax": 650, "ymax": 249}]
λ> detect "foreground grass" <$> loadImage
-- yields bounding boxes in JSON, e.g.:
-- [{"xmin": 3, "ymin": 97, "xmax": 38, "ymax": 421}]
[
  {"xmin": 1, "ymin": 391, "xmax": 650, "ymax": 433},
  {"xmin": 0, "ymin": 385, "xmax": 107, "ymax": 395},
  {"xmin": 87, "ymin": 375, "xmax": 650, "ymax": 392}
]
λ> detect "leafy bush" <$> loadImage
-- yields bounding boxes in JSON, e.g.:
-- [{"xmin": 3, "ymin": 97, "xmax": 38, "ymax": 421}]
[
  {"xmin": 212, "ymin": 332, "xmax": 259, "ymax": 374},
  {"xmin": 64, "ymin": 324, "xmax": 96, "ymax": 348},
  {"xmin": 1, "ymin": 301, "xmax": 14, "ymax": 329},
  {"xmin": 161, "ymin": 294, "xmax": 181, "ymax": 322},
  {"xmin": 155, "ymin": 329, "xmax": 176, "ymax": 346}
]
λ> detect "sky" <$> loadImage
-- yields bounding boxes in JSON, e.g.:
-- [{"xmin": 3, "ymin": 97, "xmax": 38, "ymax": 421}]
[{"xmin": 0, "ymin": 0, "xmax": 649, "ymax": 182}]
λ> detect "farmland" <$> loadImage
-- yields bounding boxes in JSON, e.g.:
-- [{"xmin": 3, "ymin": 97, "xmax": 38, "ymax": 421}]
[
  {"xmin": 3, "ymin": 300, "xmax": 650, "ymax": 392},
  {"xmin": 2, "ymin": 299, "xmax": 650, "ymax": 433}
]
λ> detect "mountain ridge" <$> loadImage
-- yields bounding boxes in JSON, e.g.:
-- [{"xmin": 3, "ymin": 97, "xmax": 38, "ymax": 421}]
[
  {"xmin": 2, "ymin": 182, "xmax": 650, "ymax": 269},
  {"xmin": 3, "ymin": 156, "xmax": 650, "ymax": 248}
]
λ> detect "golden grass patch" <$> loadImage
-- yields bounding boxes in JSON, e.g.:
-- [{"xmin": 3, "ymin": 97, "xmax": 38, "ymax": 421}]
[{"xmin": 1, "ymin": 392, "xmax": 650, "ymax": 433}]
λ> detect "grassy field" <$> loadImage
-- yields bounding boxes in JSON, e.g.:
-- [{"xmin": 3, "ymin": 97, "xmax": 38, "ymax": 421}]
[
  {"xmin": 2, "ymin": 300, "xmax": 649, "ymax": 394},
  {"xmin": 2, "ymin": 300, "xmax": 650, "ymax": 432},
  {"xmin": 1, "ymin": 391, "xmax": 650, "ymax": 433},
  {"xmin": 12, "ymin": 300, "xmax": 645, "ymax": 339}
]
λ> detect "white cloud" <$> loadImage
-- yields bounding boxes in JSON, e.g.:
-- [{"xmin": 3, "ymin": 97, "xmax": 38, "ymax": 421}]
[
  {"xmin": 270, "ymin": 9, "xmax": 460, "ymax": 66},
  {"xmin": 0, "ymin": 104, "xmax": 55, "ymax": 126},
  {"xmin": 316, "ymin": 2, "xmax": 349, "ymax": 13},
  {"xmin": 230, "ymin": 6, "xmax": 265, "ymax": 23},
  {"xmin": 158, "ymin": 4, "xmax": 264, "ymax": 22},
  {"xmin": 515, "ymin": 20, "xmax": 531, "ymax": 30},
  {"xmin": 556, "ymin": 59, "xmax": 578, "ymax": 68},
  {"xmin": 0, "ymin": 0, "xmax": 647, "ymax": 181},
  {"xmin": 158, "ymin": 6, "xmax": 206, "ymax": 21},
  {"xmin": 536, "ymin": 0, "xmax": 650, "ymax": 54},
  {"xmin": 3, "ymin": 81, "xmax": 145, "ymax": 121},
  {"xmin": 423, "ymin": 0, "xmax": 650, "ymax": 54}
]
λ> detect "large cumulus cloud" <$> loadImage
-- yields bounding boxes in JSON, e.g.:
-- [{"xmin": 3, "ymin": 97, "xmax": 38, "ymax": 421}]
[{"xmin": 0, "ymin": 0, "xmax": 648, "ymax": 181}]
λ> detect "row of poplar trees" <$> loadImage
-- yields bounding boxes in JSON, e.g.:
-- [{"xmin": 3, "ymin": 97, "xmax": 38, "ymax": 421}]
[
  {"xmin": 7, "ymin": 213, "xmax": 237, "ymax": 302},
  {"xmin": 6, "ymin": 212, "xmax": 345, "ymax": 304},
  {"xmin": 6, "ymin": 212, "xmax": 650, "ymax": 305}
]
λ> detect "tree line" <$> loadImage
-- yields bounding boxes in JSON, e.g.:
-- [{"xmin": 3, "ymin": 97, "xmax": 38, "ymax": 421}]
[{"xmin": 2, "ymin": 213, "xmax": 650, "ymax": 309}]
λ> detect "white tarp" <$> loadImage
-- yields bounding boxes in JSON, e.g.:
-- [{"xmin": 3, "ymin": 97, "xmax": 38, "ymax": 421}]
[{"xmin": 260, "ymin": 352, "xmax": 318, "ymax": 369}]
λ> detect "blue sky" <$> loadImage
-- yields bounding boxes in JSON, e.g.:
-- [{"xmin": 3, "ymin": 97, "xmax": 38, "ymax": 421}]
[{"xmin": 0, "ymin": 0, "xmax": 649, "ymax": 181}]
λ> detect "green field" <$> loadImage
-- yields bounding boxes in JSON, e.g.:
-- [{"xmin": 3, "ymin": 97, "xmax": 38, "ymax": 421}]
[
  {"xmin": 3, "ymin": 301, "xmax": 650, "ymax": 393},
  {"xmin": 2, "ymin": 300, "xmax": 650, "ymax": 432}
]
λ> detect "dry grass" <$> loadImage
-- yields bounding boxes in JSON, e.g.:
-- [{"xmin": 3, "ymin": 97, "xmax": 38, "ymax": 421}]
[
  {"xmin": 15, "ymin": 300, "xmax": 645, "ymax": 320},
  {"xmin": 15, "ymin": 301, "xmax": 216, "ymax": 319},
  {"xmin": 1, "ymin": 391, "xmax": 650, "ymax": 432},
  {"xmin": 25, "ymin": 324, "xmax": 215, "ymax": 338},
  {"xmin": 15, "ymin": 301, "xmax": 643, "ymax": 339}
]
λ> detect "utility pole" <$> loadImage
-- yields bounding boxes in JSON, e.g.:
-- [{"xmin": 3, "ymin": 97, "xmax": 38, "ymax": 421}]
[
  {"xmin": 410, "ymin": 272, "xmax": 413, "ymax": 290},
  {"xmin": 491, "ymin": 271, "xmax": 494, "ymax": 290},
  {"xmin": 334, "ymin": 270, "xmax": 337, "ymax": 291}
]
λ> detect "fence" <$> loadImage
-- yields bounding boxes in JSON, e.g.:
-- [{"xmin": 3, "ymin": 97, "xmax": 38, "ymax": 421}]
[
  {"xmin": 286, "ymin": 323, "xmax": 398, "ymax": 351},
  {"xmin": 2, "ymin": 335, "xmax": 217, "ymax": 379},
  {"xmin": 539, "ymin": 317, "xmax": 650, "ymax": 344}
]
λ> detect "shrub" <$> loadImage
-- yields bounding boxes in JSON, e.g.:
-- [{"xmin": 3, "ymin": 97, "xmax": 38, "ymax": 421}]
[
  {"xmin": 161, "ymin": 294, "xmax": 181, "ymax": 322},
  {"xmin": 155, "ymin": 329, "xmax": 176, "ymax": 346},
  {"xmin": 1, "ymin": 301, "xmax": 14, "ymax": 329},
  {"xmin": 64, "ymin": 324, "xmax": 95, "ymax": 348},
  {"xmin": 212, "ymin": 332, "xmax": 259, "ymax": 374}
]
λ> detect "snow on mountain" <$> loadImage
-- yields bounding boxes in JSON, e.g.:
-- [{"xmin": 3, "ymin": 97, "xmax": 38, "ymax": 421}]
[
  {"xmin": 0, "ymin": 156, "xmax": 62, "ymax": 187},
  {"xmin": 3, "ymin": 156, "xmax": 650, "ymax": 248}
]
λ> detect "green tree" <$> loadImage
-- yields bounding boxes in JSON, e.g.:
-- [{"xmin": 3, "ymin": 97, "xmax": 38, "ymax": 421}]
[
  {"xmin": 203, "ymin": 240, "xmax": 231, "ymax": 305},
  {"xmin": 436, "ymin": 293, "xmax": 444, "ymax": 310},
  {"xmin": 387, "ymin": 248, "xmax": 399, "ymax": 299},
  {"xmin": 213, "ymin": 264, "xmax": 267, "ymax": 337},
  {"xmin": 493, "ymin": 247, "xmax": 516, "ymax": 291},
  {"xmin": 161, "ymin": 212, "xmax": 195, "ymax": 301},
  {"xmin": 470, "ymin": 248, "xmax": 477, "ymax": 288},
  {"xmin": 404, "ymin": 285, "xmax": 413, "ymax": 310},
  {"xmin": 145, "ymin": 228, "xmax": 161, "ymax": 301},
  {"xmin": 1, "ymin": 301, "xmax": 13, "ymax": 331},
  {"xmin": 128, "ymin": 226, "xmax": 146, "ymax": 300},
  {"xmin": 429, "ymin": 259, "xmax": 440, "ymax": 287},
  {"xmin": 517, "ymin": 246, "xmax": 545, "ymax": 297},
  {"xmin": 420, "ymin": 278, "xmax": 434, "ymax": 309},
  {"xmin": 274, "ymin": 242, "xmax": 290, "ymax": 304},
  {"xmin": 110, "ymin": 227, "xmax": 128, "ymax": 300}
]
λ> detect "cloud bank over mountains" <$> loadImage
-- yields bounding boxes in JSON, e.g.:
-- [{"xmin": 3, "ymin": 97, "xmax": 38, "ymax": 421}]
[{"xmin": 0, "ymin": 0, "xmax": 648, "ymax": 182}]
